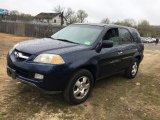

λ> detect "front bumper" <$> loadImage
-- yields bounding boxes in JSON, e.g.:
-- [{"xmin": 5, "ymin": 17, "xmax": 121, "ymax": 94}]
[
  {"xmin": 7, "ymin": 50, "xmax": 72, "ymax": 92},
  {"xmin": 7, "ymin": 66, "xmax": 62, "ymax": 94}
]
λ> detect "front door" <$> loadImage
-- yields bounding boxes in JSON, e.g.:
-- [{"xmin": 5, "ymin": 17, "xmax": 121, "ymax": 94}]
[
  {"xmin": 98, "ymin": 28, "xmax": 123, "ymax": 78},
  {"xmin": 98, "ymin": 46, "xmax": 122, "ymax": 78}
]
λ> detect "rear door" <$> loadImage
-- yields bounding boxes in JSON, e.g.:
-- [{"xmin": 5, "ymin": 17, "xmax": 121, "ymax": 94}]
[{"xmin": 117, "ymin": 28, "xmax": 138, "ymax": 70}]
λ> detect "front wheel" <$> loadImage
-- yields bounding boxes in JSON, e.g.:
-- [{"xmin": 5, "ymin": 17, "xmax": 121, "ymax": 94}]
[
  {"xmin": 125, "ymin": 59, "xmax": 139, "ymax": 79},
  {"xmin": 64, "ymin": 69, "xmax": 94, "ymax": 105}
]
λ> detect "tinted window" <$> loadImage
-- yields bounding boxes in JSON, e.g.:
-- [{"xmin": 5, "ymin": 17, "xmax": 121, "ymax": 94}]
[
  {"xmin": 119, "ymin": 28, "xmax": 133, "ymax": 44},
  {"xmin": 103, "ymin": 28, "xmax": 120, "ymax": 46}
]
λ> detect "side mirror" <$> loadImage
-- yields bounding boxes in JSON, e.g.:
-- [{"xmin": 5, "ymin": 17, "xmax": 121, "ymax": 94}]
[{"xmin": 102, "ymin": 40, "xmax": 113, "ymax": 48}]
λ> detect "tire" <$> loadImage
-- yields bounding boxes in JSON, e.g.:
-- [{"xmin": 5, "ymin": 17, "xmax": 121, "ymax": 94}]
[
  {"xmin": 125, "ymin": 58, "xmax": 139, "ymax": 79},
  {"xmin": 64, "ymin": 69, "xmax": 94, "ymax": 105}
]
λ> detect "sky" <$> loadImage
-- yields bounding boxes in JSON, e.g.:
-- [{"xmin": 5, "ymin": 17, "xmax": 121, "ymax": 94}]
[{"xmin": 1, "ymin": 0, "xmax": 160, "ymax": 25}]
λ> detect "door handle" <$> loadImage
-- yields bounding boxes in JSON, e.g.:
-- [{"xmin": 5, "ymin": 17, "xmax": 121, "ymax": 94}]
[{"xmin": 118, "ymin": 51, "xmax": 123, "ymax": 55}]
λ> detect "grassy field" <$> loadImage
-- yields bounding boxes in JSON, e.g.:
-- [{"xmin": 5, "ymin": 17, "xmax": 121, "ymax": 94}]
[{"xmin": 0, "ymin": 33, "xmax": 160, "ymax": 120}]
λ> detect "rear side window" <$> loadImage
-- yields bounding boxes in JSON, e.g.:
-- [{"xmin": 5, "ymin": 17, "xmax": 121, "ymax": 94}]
[
  {"xmin": 130, "ymin": 29, "xmax": 142, "ymax": 43},
  {"xmin": 119, "ymin": 28, "xmax": 133, "ymax": 44}
]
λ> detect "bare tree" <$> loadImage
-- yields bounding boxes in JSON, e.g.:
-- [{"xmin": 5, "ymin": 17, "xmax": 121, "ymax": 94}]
[
  {"xmin": 68, "ymin": 15, "xmax": 78, "ymax": 24},
  {"xmin": 138, "ymin": 20, "xmax": 151, "ymax": 36},
  {"xmin": 138, "ymin": 20, "xmax": 150, "ymax": 27},
  {"xmin": 76, "ymin": 10, "xmax": 88, "ymax": 23},
  {"xmin": 4, "ymin": 10, "xmax": 33, "ymax": 21},
  {"xmin": 54, "ymin": 5, "xmax": 65, "ymax": 13},
  {"xmin": 10, "ymin": 10, "xmax": 19, "ymax": 15},
  {"xmin": 124, "ymin": 19, "xmax": 137, "ymax": 26},
  {"xmin": 64, "ymin": 8, "xmax": 75, "ymax": 20},
  {"xmin": 113, "ymin": 19, "xmax": 137, "ymax": 27},
  {"xmin": 100, "ymin": 18, "xmax": 110, "ymax": 24},
  {"xmin": 54, "ymin": 6, "xmax": 77, "ymax": 24},
  {"xmin": 53, "ymin": 6, "xmax": 88, "ymax": 24}
]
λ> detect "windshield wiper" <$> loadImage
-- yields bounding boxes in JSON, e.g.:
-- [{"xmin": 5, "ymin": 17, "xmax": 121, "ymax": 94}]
[{"xmin": 48, "ymin": 37, "xmax": 80, "ymax": 44}]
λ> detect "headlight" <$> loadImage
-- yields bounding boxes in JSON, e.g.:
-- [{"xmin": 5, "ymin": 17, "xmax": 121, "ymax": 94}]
[
  {"xmin": 33, "ymin": 54, "xmax": 65, "ymax": 64},
  {"xmin": 13, "ymin": 43, "xmax": 19, "ymax": 50}
]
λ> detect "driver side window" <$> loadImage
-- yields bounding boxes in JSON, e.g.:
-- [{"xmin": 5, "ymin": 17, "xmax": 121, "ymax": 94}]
[{"xmin": 103, "ymin": 28, "xmax": 120, "ymax": 46}]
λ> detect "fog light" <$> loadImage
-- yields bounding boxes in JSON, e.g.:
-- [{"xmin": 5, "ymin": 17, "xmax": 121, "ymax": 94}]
[{"xmin": 34, "ymin": 73, "xmax": 44, "ymax": 80}]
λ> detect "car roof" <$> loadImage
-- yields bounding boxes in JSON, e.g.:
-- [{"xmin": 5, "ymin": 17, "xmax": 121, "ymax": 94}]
[{"xmin": 73, "ymin": 23, "xmax": 135, "ymax": 30}]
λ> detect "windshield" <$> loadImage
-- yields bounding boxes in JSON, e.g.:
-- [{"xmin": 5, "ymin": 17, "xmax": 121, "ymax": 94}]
[{"xmin": 51, "ymin": 25, "xmax": 104, "ymax": 45}]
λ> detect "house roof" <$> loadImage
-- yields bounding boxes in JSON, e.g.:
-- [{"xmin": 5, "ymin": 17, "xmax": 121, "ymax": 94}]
[{"xmin": 35, "ymin": 13, "xmax": 61, "ymax": 19}]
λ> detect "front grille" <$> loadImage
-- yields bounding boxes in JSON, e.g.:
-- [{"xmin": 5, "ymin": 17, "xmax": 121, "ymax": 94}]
[
  {"xmin": 10, "ymin": 65, "xmax": 33, "ymax": 79},
  {"xmin": 14, "ymin": 49, "xmax": 31, "ymax": 62},
  {"xmin": 15, "ymin": 67, "xmax": 30, "ymax": 78},
  {"xmin": 8, "ymin": 55, "xmax": 33, "ymax": 79}
]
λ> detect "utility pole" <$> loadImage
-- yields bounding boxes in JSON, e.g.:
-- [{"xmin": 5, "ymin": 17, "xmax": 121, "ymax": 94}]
[{"xmin": 61, "ymin": 12, "xmax": 64, "ymax": 26}]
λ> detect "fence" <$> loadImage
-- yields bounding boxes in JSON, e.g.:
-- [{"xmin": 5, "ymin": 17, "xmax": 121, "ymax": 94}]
[{"xmin": 0, "ymin": 21, "xmax": 63, "ymax": 37}]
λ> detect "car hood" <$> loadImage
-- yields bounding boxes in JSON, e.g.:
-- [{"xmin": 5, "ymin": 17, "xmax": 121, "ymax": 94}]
[{"xmin": 16, "ymin": 38, "xmax": 89, "ymax": 55}]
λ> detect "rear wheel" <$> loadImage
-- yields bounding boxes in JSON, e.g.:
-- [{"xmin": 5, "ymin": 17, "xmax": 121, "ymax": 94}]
[
  {"xmin": 64, "ymin": 69, "xmax": 94, "ymax": 105},
  {"xmin": 125, "ymin": 59, "xmax": 139, "ymax": 79}
]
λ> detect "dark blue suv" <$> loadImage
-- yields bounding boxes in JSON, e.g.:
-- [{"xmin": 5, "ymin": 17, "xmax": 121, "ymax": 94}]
[{"xmin": 7, "ymin": 24, "xmax": 144, "ymax": 104}]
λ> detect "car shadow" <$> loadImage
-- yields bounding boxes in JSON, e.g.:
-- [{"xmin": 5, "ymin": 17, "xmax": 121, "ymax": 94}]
[
  {"xmin": 94, "ymin": 72, "xmax": 129, "ymax": 87},
  {"xmin": 4, "ymin": 72, "xmax": 131, "ymax": 119}
]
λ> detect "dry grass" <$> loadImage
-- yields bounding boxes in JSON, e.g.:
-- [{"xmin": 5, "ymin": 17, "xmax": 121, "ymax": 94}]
[
  {"xmin": 0, "ymin": 33, "xmax": 33, "ymax": 41},
  {"xmin": 0, "ymin": 33, "xmax": 160, "ymax": 120}
]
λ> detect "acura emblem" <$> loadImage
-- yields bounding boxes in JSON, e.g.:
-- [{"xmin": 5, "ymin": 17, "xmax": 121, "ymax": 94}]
[
  {"xmin": 14, "ymin": 51, "xmax": 19, "ymax": 58},
  {"xmin": 14, "ymin": 51, "xmax": 29, "ymax": 59}
]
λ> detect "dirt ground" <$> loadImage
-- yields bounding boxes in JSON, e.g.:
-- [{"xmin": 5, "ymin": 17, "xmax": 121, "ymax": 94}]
[{"xmin": 0, "ymin": 33, "xmax": 160, "ymax": 120}]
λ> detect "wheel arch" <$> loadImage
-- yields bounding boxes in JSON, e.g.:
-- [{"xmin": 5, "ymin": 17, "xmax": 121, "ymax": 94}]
[
  {"xmin": 134, "ymin": 55, "xmax": 142, "ymax": 62},
  {"xmin": 77, "ymin": 64, "xmax": 98, "ymax": 86}
]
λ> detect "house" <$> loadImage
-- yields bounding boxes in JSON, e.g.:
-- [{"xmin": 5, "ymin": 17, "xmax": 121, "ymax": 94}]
[{"xmin": 34, "ymin": 12, "xmax": 67, "ymax": 26}]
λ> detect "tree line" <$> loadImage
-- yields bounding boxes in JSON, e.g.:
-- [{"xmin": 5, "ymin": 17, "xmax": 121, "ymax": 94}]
[
  {"xmin": 0, "ymin": 5, "xmax": 160, "ymax": 37},
  {"xmin": 100, "ymin": 18, "xmax": 160, "ymax": 37},
  {"xmin": 0, "ymin": 10, "xmax": 33, "ymax": 21},
  {"xmin": 53, "ymin": 5, "xmax": 88, "ymax": 24},
  {"xmin": 0, "ymin": 6, "xmax": 88, "ymax": 24},
  {"xmin": 54, "ymin": 5, "xmax": 160, "ymax": 37}
]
